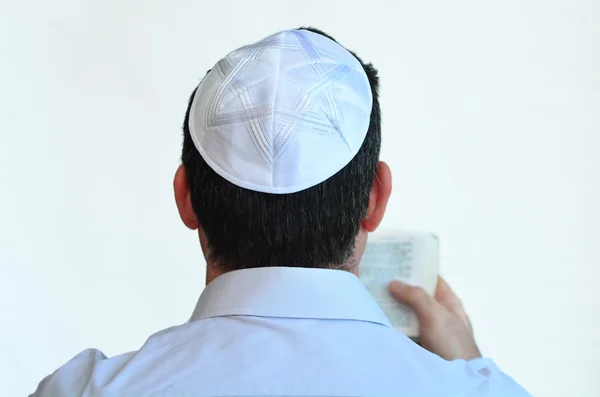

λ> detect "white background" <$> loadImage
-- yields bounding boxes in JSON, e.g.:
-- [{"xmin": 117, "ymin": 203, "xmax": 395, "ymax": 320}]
[{"xmin": 1, "ymin": 1, "xmax": 599, "ymax": 396}]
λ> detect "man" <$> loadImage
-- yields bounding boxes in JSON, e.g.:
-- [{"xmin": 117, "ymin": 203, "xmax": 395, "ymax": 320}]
[{"xmin": 31, "ymin": 27, "xmax": 531, "ymax": 396}]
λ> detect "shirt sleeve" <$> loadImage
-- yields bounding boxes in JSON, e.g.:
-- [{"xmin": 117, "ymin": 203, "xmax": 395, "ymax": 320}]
[
  {"xmin": 466, "ymin": 357, "xmax": 533, "ymax": 396},
  {"xmin": 29, "ymin": 349, "xmax": 107, "ymax": 397}
]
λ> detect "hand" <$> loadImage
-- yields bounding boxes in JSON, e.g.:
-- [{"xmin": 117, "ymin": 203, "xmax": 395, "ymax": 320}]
[{"xmin": 389, "ymin": 276, "xmax": 481, "ymax": 361}]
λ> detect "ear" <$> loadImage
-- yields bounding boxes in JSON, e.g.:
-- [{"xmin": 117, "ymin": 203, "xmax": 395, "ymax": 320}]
[
  {"xmin": 362, "ymin": 161, "xmax": 392, "ymax": 232},
  {"xmin": 174, "ymin": 164, "xmax": 199, "ymax": 230}
]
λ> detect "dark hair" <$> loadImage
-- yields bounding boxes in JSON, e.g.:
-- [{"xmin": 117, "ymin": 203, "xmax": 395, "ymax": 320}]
[{"xmin": 181, "ymin": 27, "xmax": 381, "ymax": 271}]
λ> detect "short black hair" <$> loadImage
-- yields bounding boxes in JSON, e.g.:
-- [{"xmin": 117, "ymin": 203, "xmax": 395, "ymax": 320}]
[{"xmin": 181, "ymin": 27, "xmax": 381, "ymax": 271}]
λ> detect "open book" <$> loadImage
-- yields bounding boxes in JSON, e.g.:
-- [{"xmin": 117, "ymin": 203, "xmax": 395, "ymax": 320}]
[{"xmin": 359, "ymin": 232, "xmax": 439, "ymax": 338}]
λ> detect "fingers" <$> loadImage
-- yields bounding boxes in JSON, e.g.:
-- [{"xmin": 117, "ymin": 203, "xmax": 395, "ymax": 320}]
[
  {"xmin": 434, "ymin": 276, "xmax": 462, "ymax": 308},
  {"xmin": 390, "ymin": 277, "xmax": 481, "ymax": 361},
  {"xmin": 434, "ymin": 276, "xmax": 470, "ymax": 328},
  {"xmin": 389, "ymin": 280, "xmax": 439, "ymax": 323}
]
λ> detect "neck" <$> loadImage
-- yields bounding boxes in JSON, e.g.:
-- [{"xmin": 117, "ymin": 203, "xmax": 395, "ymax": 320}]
[
  {"xmin": 202, "ymin": 229, "xmax": 367, "ymax": 286},
  {"xmin": 205, "ymin": 264, "xmax": 224, "ymax": 285}
]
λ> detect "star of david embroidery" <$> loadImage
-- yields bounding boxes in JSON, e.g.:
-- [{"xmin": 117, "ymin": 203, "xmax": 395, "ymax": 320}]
[{"xmin": 204, "ymin": 31, "xmax": 355, "ymax": 168}]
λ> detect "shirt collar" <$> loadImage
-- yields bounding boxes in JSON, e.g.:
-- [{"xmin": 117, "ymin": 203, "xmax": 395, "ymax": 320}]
[{"xmin": 190, "ymin": 267, "xmax": 392, "ymax": 328}]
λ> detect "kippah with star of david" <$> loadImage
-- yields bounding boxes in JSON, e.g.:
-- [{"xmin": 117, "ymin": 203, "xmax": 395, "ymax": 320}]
[{"xmin": 188, "ymin": 29, "xmax": 373, "ymax": 194}]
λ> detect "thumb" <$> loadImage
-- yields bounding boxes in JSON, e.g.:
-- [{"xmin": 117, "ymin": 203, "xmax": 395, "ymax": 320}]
[{"xmin": 389, "ymin": 280, "xmax": 438, "ymax": 323}]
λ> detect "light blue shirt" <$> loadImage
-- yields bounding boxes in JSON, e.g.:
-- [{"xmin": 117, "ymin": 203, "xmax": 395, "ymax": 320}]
[{"xmin": 31, "ymin": 267, "xmax": 531, "ymax": 396}]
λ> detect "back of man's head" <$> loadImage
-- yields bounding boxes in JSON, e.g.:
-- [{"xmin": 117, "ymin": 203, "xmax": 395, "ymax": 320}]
[{"xmin": 180, "ymin": 27, "xmax": 382, "ymax": 272}]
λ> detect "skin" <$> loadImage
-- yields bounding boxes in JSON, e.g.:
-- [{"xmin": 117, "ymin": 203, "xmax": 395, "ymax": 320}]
[
  {"xmin": 390, "ymin": 277, "xmax": 482, "ymax": 360},
  {"xmin": 174, "ymin": 160, "xmax": 481, "ymax": 361}
]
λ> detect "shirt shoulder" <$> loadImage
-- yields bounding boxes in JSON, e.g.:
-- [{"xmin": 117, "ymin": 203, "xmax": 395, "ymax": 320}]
[
  {"xmin": 30, "ymin": 349, "xmax": 134, "ymax": 397},
  {"xmin": 30, "ymin": 319, "xmax": 531, "ymax": 397}
]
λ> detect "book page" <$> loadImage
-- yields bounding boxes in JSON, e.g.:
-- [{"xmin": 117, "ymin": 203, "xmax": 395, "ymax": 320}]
[{"xmin": 359, "ymin": 233, "xmax": 439, "ymax": 337}]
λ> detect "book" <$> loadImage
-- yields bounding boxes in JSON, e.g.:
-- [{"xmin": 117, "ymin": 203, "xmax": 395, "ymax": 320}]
[{"xmin": 359, "ymin": 232, "xmax": 440, "ymax": 338}]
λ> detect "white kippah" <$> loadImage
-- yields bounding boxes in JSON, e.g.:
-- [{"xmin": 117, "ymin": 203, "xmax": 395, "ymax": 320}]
[{"xmin": 188, "ymin": 29, "xmax": 373, "ymax": 194}]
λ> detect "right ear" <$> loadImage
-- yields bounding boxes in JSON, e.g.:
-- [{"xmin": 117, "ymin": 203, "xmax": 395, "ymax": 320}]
[
  {"xmin": 362, "ymin": 161, "xmax": 392, "ymax": 232},
  {"xmin": 173, "ymin": 164, "xmax": 199, "ymax": 230}
]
